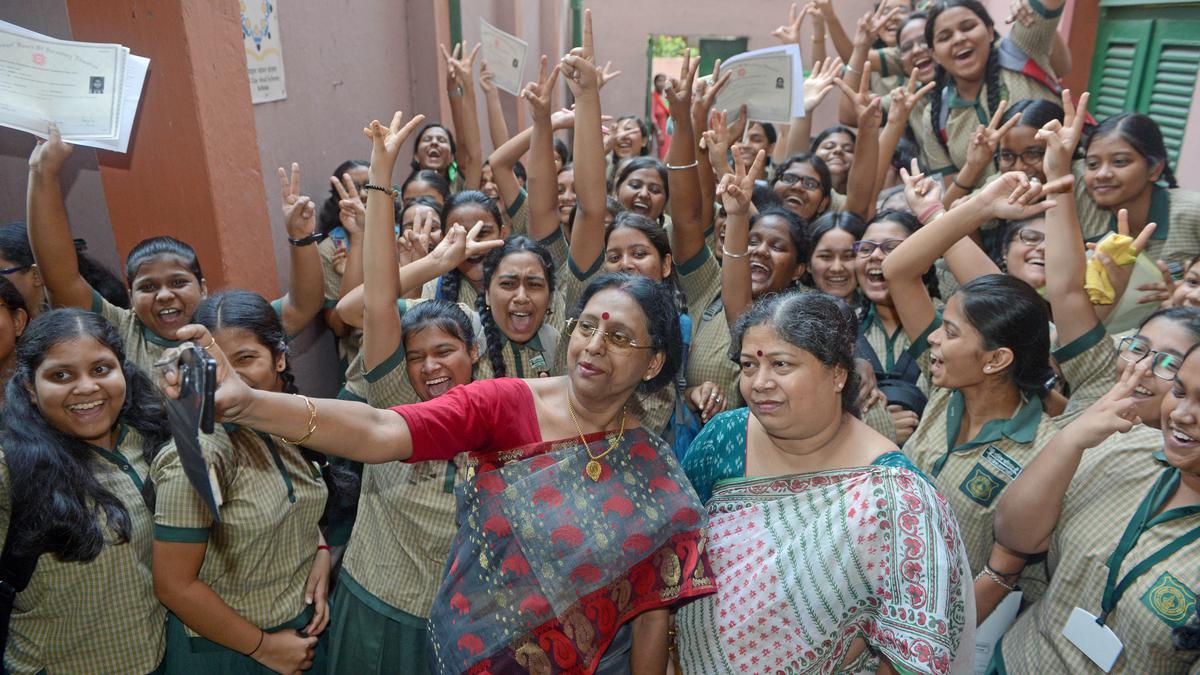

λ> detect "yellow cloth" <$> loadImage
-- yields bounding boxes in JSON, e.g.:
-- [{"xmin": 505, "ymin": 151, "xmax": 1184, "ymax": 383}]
[{"xmin": 1085, "ymin": 234, "xmax": 1138, "ymax": 305}]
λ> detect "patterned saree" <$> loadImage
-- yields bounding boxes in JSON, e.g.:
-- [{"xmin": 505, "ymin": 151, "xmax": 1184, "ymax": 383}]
[
  {"xmin": 676, "ymin": 465, "xmax": 975, "ymax": 675},
  {"xmin": 428, "ymin": 427, "xmax": 714, "ymax": 674}
]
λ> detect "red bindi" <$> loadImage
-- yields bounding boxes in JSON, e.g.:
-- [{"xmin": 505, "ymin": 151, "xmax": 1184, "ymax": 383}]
[
  {"xmin": 756, "ymin": 350, "xmax": 763, "ymax": 357},
  {"xmin": 601, "ymin": 312, "xmax": 610, "ymax": 320}
]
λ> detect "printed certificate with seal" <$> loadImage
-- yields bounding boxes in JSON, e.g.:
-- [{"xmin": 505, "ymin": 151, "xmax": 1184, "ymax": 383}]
[
  {"xmin": 713, "ymin": 44, "xmax": 805, "ymax": 124},
  {"xmin": 479, "ymin": 18, "xmax": 528, "ymax": 96},
  {"xmin": 0, "ymin": 21, "xmax": 126, "ymax": 139}
]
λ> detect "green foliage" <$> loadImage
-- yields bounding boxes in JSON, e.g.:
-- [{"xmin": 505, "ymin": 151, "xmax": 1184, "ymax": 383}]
[{"xmin": 651, "ymin": 35, "xmax": 696, "ymax": 58}]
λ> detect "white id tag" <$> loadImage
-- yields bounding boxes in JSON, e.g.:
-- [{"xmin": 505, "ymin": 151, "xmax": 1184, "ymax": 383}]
[{"xmin": 1062, "ymin": 607, "xmax": 1124, "ymax": 672}]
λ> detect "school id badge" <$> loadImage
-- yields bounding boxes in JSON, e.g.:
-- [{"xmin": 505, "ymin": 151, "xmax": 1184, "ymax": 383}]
[{"xmin": 1062, "ymin": 607, "xmax": 1123, "ymax": 672}]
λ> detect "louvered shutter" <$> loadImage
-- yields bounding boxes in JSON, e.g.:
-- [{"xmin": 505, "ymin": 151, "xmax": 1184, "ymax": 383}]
[
  {"xmin": 1087, "ymin": 20, "xmax": 1154, "ymax": 119},
  {"xmin": 1136, "ymin": 20, "xmax": 1200, "ymax": 166}
]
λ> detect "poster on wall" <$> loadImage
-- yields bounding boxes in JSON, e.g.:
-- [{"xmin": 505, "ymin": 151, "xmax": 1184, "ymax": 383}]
[{"xmin": 241, "ymin": 0, "xmax": 286, "ymax": 104}]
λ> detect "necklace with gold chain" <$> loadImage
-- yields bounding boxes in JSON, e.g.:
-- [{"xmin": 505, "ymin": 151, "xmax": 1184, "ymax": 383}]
[{"xmin": 566, "ymin": 394, "xmax": 627, "ymax": 481}]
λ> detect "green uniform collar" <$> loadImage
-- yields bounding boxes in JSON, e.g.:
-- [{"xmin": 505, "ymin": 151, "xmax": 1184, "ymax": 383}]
[
  {"xmin": 933, "ymin": 391, "xmax": 1042, "ymax": 476},
  {"xmin": 1108, "ymin": 185, "xmax": 1170, "ymax": 241}
]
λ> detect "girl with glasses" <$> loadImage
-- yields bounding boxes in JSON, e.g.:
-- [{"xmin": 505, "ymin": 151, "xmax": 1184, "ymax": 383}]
[{"xmin": 993, "ymin": 343, "xmax": 1200, "ymax": 674}]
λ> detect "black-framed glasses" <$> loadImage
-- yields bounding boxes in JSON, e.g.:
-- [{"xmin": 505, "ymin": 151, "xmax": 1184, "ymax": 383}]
[
  {"xmin": 776, "ymin": 173, "xmax": 822, "ymax": 190},
  {"xmin": 998, "ymin": 148, "xmax": 1046, "ymax": 168},
  {"xmin": 566, "ymin": 317, "xmax": 652, "ymax": 351},
  {"xmin": 854, "ymin": 239, "xmax": 905, "ymax": 257},
  {"xmin": 1012, "ymin": 228, "xmax": 1045, "ymax": 246},
  {"xmin": 0, "ymin": 264, "xmax": 31, "ymax": 276},
  {"xmin": 1117, "ymin": 336, "xmax": 1183, "ymax": 380}
]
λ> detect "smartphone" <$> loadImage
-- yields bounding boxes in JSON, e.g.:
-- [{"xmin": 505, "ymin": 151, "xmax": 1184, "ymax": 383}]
[{"xmin": 175, "ymin": 345, "xmax": 217, "ymax": 434}]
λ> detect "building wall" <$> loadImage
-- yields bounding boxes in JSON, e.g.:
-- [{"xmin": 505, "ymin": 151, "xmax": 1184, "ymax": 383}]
[{"xmin": 0, "ymin": 0, "xmax": 121, "ymax": 273}]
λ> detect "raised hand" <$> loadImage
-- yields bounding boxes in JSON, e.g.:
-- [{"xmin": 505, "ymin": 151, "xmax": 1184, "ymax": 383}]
[
  {"xmin": 362, "ymin": 110, "xmax": 428, "ymax": 182},
  {"xmin": 278, "ymin": 162, "xmax": 317, "ymax": 239},
  {"xmin": 771, "ymin": 2, "xmax": 813, "ymax": 45},
  {"xmin": 426, "ymin": 221, "xmax": 505, "ymax": 273},
  {"xmin": 665, "ymin": 51, "xmax": 700, "ymax": 120},
  {"xmin": 963, "ymin": 100, "xmax": 1021, "ymax": 173},
  {"xmin": 867, "ymin": 3, "xmax": 904, "ymax": 42},
  {"xmin": 28, "ymin": 122, "xmax": 73, "ymax": 176},
  {"xmin": 700, "ymin": 109, "xmax": 734, "ymax": 177},
  {"xmin": 857, "ymin": 95, "xmax": 883, "ymax": 136},
  {"xmin": 521, "ymin": 55, "xmax": 562, "ymax": 120},
  {"xmin": 330, "ymin": 172, "xmax": 366, "ymax": 236},
  {"xmin": 551, "ymin": 107, "xmax": 577, "ymax": 131},
  {"xmin": 1035, "ymin": 89, "xmax": 1090, "ymax": 180},
  {"xmin": 561, "ymin": 8, "xmax": 599, "ymax": 96},
  {"xmin": 597, "ymin": 60, "xmax": 622, "ymax": 90},
  {"xmin": 886, "ymin": 71, "xmax": 937, "ymax": 126},
  {"xmin": 985, "ymin": 171, "xmax": 1061, "ymax": 220},
  {"xmin": 717, "ymin": 146, "xmax": 766, "ymax": 216},
  {"xmin": 479, "ymin": 60, "xmax": 497, "ymax": 94},
  {"xmin": 440, "ymin": 41, "xmax": 481, "ymax": 91},
  {"xmin": 834, "ymin": 59, "xmax": 874, "ymax": 117},
  {"xmin": 804, "ymin": 58, "xmax": 842, "ymax": 113},
  {"xmin": 1006, "ymin": 0, "xmax": 1036, "ymax": 28},
  {"xmin": 694, "ymin": 59, "xmax": 732, "ymax": 120},
  {"xmin": 899, "ymin": 158, "xmax": 944, "ymax": 218},
  {"xmin": 1062, "ymin": 360, "xmax": 1148, "ymax": 450}
]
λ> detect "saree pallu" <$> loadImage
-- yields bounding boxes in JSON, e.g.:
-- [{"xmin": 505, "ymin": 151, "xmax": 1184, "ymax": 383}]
[
  {"xmin": 429, "ymin": 428, "xmax": 714, "ymax": 674},
  {"xmin": 676, "ymin": 465, "xmax": 975, "ymax": 675}
]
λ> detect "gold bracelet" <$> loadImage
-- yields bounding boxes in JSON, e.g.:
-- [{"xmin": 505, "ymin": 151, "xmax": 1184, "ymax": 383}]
[{"xmin": 280, "ymin": 394, "xmax": 317, "ymax": 445}]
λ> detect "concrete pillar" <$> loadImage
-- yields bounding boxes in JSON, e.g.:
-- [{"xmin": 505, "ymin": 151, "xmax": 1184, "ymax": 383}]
[{"xmin": 64, "ymin": 0, "xmax": 278, "ymax": 297}]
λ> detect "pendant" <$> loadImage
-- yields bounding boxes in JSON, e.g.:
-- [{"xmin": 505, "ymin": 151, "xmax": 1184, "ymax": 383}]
[{"xmin": 585, "ymin": 459, "xmax": 603, "ymax": 481}]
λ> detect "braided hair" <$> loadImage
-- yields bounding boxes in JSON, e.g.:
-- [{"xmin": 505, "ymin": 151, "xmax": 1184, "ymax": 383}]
[
  {"xmin": 925, "ymin": 0, "xmax": 1001, "ymax": 156},
  {"xmin": 1085, "ymin": 113, "xmax": 1180, "ymax": 189},
  {"xmin": 436, "ymin": 191, "xmax": 504, "ymax": 304},
  {"xmin": 475, "ymin": 236, "xmax": 556, "ymax": 379},
  {"xmin": 0, "ymin": 309, "xmax": 169, "ymax": 560}
]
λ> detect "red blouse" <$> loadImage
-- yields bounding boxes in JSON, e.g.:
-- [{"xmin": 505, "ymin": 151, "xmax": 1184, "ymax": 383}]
[{"xmin": 392, "ymin": 377, "xmax": 541, "ymax": 463}]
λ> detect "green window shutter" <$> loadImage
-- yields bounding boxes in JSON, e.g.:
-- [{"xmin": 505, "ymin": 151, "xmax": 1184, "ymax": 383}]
[
  {"xmin": 1136, "ymin": 20, "xmax": 1200, "ymax": 166},
  {"xmin": 1088, "ymin": 19, "xmax": 1154, "ymax": 120}
]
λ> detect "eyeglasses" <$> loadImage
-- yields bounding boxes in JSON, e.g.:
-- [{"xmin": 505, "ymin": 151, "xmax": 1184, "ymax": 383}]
[
  {"xmin": 1012, "ymin": 228, "xmax": 1045, "ymax": 246},
  {"xmin": 1117, "ymin": 336, "xmax": 1184, "ymax": 381},
  {"xmin": 997, "ymin": 148, "xmax": 1046, "ymax": 168},
  {"xmin": 899, "ymin": 39, "xmax": 927, "ymax": 55},
  {"xmin": 776, "ymin": 173, "xmax": 822, "ymax": 190},
  {"xmin": 566, "ymin": 317, "xmax": 652, "ymax": 351},
  {"xmin": 0, "ymin": 264, "xmax": 31, "ymax": 276},
  {"xmin": 853, "ymin": 238, "xmax": 905, "ymax": 257}
]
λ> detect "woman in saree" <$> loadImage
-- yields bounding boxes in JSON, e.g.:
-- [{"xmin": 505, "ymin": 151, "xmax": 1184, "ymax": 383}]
[
  {"xmin": 679, "ymin": 290, "xmax": 976, "ymax": 674},
  {"xmin": 160, "ymin": 107, "xmax": 711, "ymax": 675}
]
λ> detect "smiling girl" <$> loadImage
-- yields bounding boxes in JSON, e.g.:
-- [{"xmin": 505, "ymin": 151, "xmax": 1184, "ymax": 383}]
[{"xmin": 0, "ymin": 309, "xmax": 170, "ymax": 673}]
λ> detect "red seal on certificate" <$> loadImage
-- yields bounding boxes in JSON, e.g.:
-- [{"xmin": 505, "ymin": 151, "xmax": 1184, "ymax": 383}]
[{"xmin": 31, "ymin": 53, "xmax": 45, "ymax": 65}]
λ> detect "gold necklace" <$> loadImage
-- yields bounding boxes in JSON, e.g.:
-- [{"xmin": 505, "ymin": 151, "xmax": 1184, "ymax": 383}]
[{"xmin": 567, "ymin": 394, "xmax": 626, "ymax": 481}]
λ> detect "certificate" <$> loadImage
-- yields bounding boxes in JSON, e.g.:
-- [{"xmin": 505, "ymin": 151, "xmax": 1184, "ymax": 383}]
[
  {"xmin": 0, "ymin": 23, "xmax": 126, "ymax": 139},
  {"xmin": 479, "ymin": 18, "xmax": 528, "ymax": 96},
  {"xmin": 714, "ymin": 44, "xmax": 805, "ymax": 124}
]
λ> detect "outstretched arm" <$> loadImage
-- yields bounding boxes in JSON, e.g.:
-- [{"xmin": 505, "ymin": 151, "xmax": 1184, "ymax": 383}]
[
  {"xmin": 478, "ymin": 61, "xmax": 511, "ymax": 150},
  {"xmin": 561, "ymin": 13, "xmax": 608, "ymax": 269},
  {"xmin": 720, "ymin": 150, "xmax": 768, "ymax": 327},
  {"xmin": 26, "ymin": 125, "xmax": 93, "ymax": 310},
  {"xmin": 442, "ymin": 42, "xmax": 484, "ymax": 189},
  {"xmin": 664, "ymin": 53, "xmax": 705, "ymax": 264}
]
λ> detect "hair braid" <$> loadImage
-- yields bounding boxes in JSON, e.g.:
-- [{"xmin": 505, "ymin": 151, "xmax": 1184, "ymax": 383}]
[
  {"xmin": 438, "ymin": 268, "xmax": 463, "ymax": 303},
  {"xmin": 476, "ymin": 294, "xmax": 508, "ymax": 378},
  {"xmin": 929, "ymin": 64, "xmax": 950, "ymax": 154},
  {"xmin": 984, "ymin": 47, "xmax": 1002, "ymax": 122}
]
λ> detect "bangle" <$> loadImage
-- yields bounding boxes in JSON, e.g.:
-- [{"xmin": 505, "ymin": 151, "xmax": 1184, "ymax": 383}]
[
  {"xmin": 844, "ymin": 64, "xmax": 860, "ymax": 75},
  {"xmin": 280, "ymin": 395, "xmax": 317, "ymax": 446},
  {"xmin": 721, "ymin": 245, "xmax": 748, "ymax": 259},
  {"xmin": 363, "ymin": 183, "xmax": 399, "ymax": 199},
  {"xmin": 245, "ymin": 629, "xmax": 265, "ymax": 657},
  {"xmin": 448, "ymin": 85, "xmax": 463, "ymax": 98},
  {"xmin": 666, "ymin": 160, "xmax": 699, "ymax": 171},
  {"xmin": 951, "ymin": 175, "xmax": 973, "ymax": 191},
  {"xmin": 317, "ymin": 544, "xmax": 332, "ymax": 552},
  {"xmin": 918, "ymin": 204, "xmax": 944, "ymax": 224}
]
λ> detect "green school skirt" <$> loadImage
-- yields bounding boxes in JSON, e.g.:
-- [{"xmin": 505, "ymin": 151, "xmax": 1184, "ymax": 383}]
[
  {"xmin": 326, "ymin": 571, "xmax": 431, "ymax": 675},
  {"xmin": 163, "ymin": 605, "xmax": 328, "ymax": 674}
]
